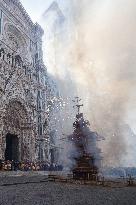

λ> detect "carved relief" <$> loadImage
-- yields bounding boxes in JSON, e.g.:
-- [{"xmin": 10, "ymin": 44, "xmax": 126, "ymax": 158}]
[
  {"xmin": 7, "ymin": 33, "xmax": 19, "ymax": 51},
  {"xmin": 4, "ymin": 101, "xmax": 28, "ymax": 130},
  {"xmin": 4, "ymin": 23, "xmax": 28, "ymax": 58}
]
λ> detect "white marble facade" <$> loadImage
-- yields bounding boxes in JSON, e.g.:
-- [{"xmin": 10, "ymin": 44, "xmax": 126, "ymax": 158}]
[{"xmin": 0, "ymin": 0, "xmax": 52, "ymax": 162}]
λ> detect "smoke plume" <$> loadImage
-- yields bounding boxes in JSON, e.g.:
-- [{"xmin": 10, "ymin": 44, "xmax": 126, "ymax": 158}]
[{"xmin": 41, "ymin": 0, "xmax": 136, "ymax": 167}]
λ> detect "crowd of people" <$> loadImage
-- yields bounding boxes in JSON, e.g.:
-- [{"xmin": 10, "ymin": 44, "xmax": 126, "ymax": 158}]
[{"xmin": 0, "ymin": 160, "xmax": 63, "ymax": 171}]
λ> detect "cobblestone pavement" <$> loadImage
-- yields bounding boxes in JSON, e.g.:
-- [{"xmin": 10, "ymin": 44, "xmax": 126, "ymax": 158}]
[{"xmin": 0, "ymin": 174, "xmax": 136, "ymax": 205}]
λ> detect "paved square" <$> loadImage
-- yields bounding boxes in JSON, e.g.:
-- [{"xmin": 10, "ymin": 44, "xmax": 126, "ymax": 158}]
[{"xmin": 0, "ymin": 175, "xmax": 136, "ymax": 205}]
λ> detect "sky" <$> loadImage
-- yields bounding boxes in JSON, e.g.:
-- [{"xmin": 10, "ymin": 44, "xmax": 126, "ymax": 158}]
[
  {"xmin": 20, "ymin": 0, "xmax": 52, "ymax": 22},
  {"xmin": 20, "ymin": 0, "xmax": 66, "ymax": 23}
]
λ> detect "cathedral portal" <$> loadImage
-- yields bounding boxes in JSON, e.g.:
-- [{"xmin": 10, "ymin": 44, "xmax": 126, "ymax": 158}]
[
  {"xmin": 1, "ymin": 100, "xmax": 35, "ymax": 161},
  {"xmin": 5, "ymin": 133, "xmax": 19, "ymax": 161}
]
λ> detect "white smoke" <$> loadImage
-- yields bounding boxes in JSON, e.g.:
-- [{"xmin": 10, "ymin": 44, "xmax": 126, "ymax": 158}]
[{"xmin": 39, "ymin": 0, "xmax": 136, "ymax": 167}]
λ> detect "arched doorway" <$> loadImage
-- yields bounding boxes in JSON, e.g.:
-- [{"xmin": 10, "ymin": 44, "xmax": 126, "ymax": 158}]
[
  {"xmin": 3, "ymin": 100, "xmax": 33, "ymax": 161},
  {"xmin": 5, "ymin": 133, "xmax": 19, "ymax": 161}
]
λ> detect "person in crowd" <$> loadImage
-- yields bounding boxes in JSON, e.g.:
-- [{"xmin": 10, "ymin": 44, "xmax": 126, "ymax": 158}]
[
  {"xmin": 0, "ymin": 160, "xmax": 64, "ymax": 172},
  {"xmin": 0, "ymin": 159, "xmax": 3, "ymax": 170},
  {"xmin": 7, "ymin": 161, "xmax": 11, "ymax": 170}
]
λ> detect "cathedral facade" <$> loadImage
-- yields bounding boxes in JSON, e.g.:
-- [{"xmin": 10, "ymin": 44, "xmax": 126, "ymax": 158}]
[{"xmin": 0, "ymin": 0, "xmax": 52, "ymax": 162}]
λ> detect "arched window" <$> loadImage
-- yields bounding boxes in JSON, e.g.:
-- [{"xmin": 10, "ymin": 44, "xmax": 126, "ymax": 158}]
[
  {"xmin": 35, "ymin": 53, "xmax": 38, "ymax": 64},
  {"xmin": 37, "ymin": 99, "xmax": 42, "ymax": 110},
  {"xmin": 38, "ymin": 124, "xmax": 43, "ymax": 136},
  {"xmin": 7, "ymin": 53, "xmax": 11, "ymax": 64},
  {"xmin": 38, "ymin": 115, "xmax": 42, "ymax": 123},
  {"xmin": 0, "ymin": 48, "xmax": 5, "ymax": 60},
  {"xmin": 15, "ymin": 55, "xmax": 22, "ymax": 67},
  {"xmin": 23, "ymin": 65, "xmax": 27, "ymax": 75}
]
